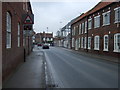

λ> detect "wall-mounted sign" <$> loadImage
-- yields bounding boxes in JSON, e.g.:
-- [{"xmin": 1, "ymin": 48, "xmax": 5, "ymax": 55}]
[
  {"xmin": 23, "ymin": 14, "xmax": 34, "ymax": 25},
  {"xmin": 24, "ymin": 25, "xmax": 32, "ymax": 30},
  {"xmin": 22, "ymin": 14, "xmax": 34, "ymax": 31}
]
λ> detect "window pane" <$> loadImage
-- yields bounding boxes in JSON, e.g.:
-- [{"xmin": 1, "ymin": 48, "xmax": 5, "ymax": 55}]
[
  {"xmin": 118, "ymin": 35, "xmax": 120, "ymax": 49},
  {"xmin": 6, "ymin": 12, "xmax": 11, "ymax": 48}
]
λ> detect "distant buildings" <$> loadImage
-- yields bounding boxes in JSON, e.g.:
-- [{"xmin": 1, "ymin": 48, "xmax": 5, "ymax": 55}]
[
  {"xmin": 54, "ymin": 16, "xmax": 79, "ymax": 48},
  {"xmin": 35, "ymin": 31, "xmax": 53, "ymax": 45},
  {"xmin": 2, "ymin": 1, "xmax": 34, "ymax": 82}
]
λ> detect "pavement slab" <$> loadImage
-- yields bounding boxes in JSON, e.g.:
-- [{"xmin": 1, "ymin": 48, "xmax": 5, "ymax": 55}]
[{"xmin": 3, "ymin": 47, "xmax": 46, "ymax": 88}]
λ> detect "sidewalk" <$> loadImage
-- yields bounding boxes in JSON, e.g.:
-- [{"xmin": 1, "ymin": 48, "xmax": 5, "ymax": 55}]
[
  {"xmin": 3, "ymin": 47, "xmax": 46, "ymax": 88},
  {"xmin": 60, "ymin": 47, "xmax": 119, "ymax": 63}
]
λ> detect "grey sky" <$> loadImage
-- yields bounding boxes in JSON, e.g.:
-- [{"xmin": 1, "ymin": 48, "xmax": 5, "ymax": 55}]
[{"xmin": 30, "ymin": 1, "xmax": 101, "ymax": 36}]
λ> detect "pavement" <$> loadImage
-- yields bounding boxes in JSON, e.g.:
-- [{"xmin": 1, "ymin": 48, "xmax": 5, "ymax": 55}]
[
  {"xmin": 61, "ymin": 47, "xmax": 119, "ymax": 63},
  {"xmin": 3, "ymin": 46, "xmax": 46, "ymax": 88}
]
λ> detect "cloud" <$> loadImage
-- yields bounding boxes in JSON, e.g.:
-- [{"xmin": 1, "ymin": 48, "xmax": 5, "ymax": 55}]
[{"xmin": 31, "ymin": 2, "xmax": 100, "ymax": 36}]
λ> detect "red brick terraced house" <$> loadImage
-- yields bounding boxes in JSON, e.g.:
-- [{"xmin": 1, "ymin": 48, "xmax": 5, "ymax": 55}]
[
  {"xmin": 2, "ymin": 1, "xmax": 34, "ymax": 82},
  {"xmin": 35, "ymin": 32, "xmax": 53, "ymax": 45},
  {"xmin": 71, "ymin": 1, "xmax": 120, "ymax": 60}
]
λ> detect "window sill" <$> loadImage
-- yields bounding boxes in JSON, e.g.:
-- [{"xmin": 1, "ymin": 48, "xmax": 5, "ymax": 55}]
[
  {"xmin": 114, "ymin": 21, "xmax": 120, "ymax": 24},
  {"xmin": 102, "ymin": 23, "xmax": 110, "ymax": 26},
  {"xmin": 6, "ymin": 47, "xmax": 11, "ymax": 49},
  {"xmin": 103, "ymin": 49, "xmax": 108, "ymax": 51},
  {"xmin": 88, "ymin": 28, "xmax": 91, "ymax": 30},
  {"xmin": 94, "ymin": 48, "xmax": 99, "ymax": 50},
  {"xmin": 94, "ymin": 26, "xmax": 100, "ymax": 29},
  {"xmin": 113, "ymin": 50, "xmax": 120, "ymax": 53}
]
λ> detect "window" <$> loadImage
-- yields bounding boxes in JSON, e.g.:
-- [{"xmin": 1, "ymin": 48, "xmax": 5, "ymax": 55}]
[
  {"xmin": 18, "ymin": 23, "xmax": 20, "ymax": 47},
  {"xmin": 103, "ymin": 35, "xmax": 108, "ymax": 51},
  {"xmin": 51, "ymin": 38, "xmax": 53, "ymax": 41},
  {"xmin": 94, "ymin": 36, "xmax": 100, "ymax": 50},
  {"xmin": 72, "ymin": 38, "xmax": 75, "ymax": 47},
  {"xmin": 82, "ymin": 22, "xmax": 84, "ymax": 34},
  {"xmin": 6, "ymin": 12, "xmax": 11, "ymax": 48},
  {"xmin": 84, "ymin": 37, "xmax": 86, "ymax": 49},
  {"xmin": 103, "ymin": 11, "xmax": 110, "ymax": 26},
  {"xmin": 79, "ymin": 24, "xmax": 81, "ymax": 34},
  {"xmin": 73, "ymin": 27, "xmax": 75, "ymax": 35},
  {"xmin": 79, "ymin": 38, "xmax": 81, "ymax": 48},
  {"xmin": 72, "ymin": 29, "xmax": 74, "ymax": 36},
  {"xmin": 76, "ymin": 26, "xmax": 79, "ymax": 35},
  {"xmin": 72, "ymin": 27, "xmax": 75, "ymax": 36},
  {"xmin": 114, "ymin": 33, "xmax": 120, "ymax": 52},
  {"xmin": 88, "ymin": 18, "xmax": 92, "ymax": 30},
  {"xmin": 81, "ymin": 37, "xmax": 84, "ymax": 48},
  {"xmin": 85, "ymin": 21, "xmax": 87, "ymax": 33},
  {"xmin": 94, "ymin": 15, "xmax": 100, "ymax": 28},
  {"xmin": 88, "ymin": 37, "xmax": 91, "ymax": 49},
  {"xmin": 114, "ymin": 7, "xmax": 120, "ymax": 23}
]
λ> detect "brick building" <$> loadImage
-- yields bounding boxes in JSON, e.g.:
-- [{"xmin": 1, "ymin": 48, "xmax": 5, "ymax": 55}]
[
  {"xmin": 71, "ymin": 1, "xmax": 120, "ymax": 59},
  {"xmin": 35, "ymin": 31, "xmax": 53, "ymax": 45},
  {"xmin": 2, "ymin": 1, "xmax": 34, "ymax": 82}
]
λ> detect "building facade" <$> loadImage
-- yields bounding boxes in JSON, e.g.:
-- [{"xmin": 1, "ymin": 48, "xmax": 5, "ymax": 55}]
[
  {"xmin": 2, "ymin": 2, "xmax": 34, "ymax": 82},
  {"xmin": 71, "ymin": 2, "xmax": 120, "ymax": 58},
  {"xmin": 35, "ymin": 32, "xmax": 53, "ymax": 45}
]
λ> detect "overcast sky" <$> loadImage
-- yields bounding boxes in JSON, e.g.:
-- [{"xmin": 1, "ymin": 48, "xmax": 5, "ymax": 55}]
[{"xmin": 30, "ymin": 0, "xmax": 101, "ymax": 36}]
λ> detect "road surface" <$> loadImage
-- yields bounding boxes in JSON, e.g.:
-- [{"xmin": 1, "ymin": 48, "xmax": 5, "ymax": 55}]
[{"xmin": 41, "ymin": 47, "xmax": 118, "ymax": 88}]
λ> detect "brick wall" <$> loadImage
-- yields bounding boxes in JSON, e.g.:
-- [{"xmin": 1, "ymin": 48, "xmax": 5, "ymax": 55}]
[
  {"xmin": 0, "ymin": 1, "xmax": 2, "ymax": 89},
  {"xmin": 2, "ymin": 2, "xmax": 27, "ymax": 82},
  {"xmin": 71, "ymin": 2, "xmax": 120, "ymax": 58}
]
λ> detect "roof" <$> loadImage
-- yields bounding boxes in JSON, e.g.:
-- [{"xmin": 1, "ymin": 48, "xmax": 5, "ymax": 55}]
[
  {"xmin": 88, "ymin": 2, "xmax": 113, "ymax": 15},
  {"xmin": 72, "ymin": 1, "xmax": 114, "ymax": 25}
]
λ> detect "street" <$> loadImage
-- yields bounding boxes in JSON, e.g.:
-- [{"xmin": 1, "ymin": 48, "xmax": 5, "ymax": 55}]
[{"xmin": 41, "ymin": 46, "xmax": 118, "ymax": 88}]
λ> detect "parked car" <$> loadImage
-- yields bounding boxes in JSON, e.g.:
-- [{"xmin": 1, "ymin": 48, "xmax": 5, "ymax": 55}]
[
  {"xmin": 37, "ymin": 43, "xmax": 42, "ymax": 46},
  {"xmin": 42, "ymin": 44, "xmax": 49, "ymax": 49}
]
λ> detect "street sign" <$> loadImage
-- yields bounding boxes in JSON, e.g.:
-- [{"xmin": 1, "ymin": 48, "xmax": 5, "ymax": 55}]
[
  {"xmin": 24, "ymin": 25, "xmax": 32, "ymax": 30},
  {"xmin": 23, "ymin": 30, "xmax": 33, "ymax": 37},
  {"xmin": 24, "ymin": 15, "xmax": 33, "ymax": 24}
]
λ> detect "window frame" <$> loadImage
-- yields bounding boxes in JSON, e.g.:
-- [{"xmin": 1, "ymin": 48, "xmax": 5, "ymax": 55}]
[
  {"xmin": 94, "ymin": 35, "xmax": 100, "ymax": 50},
  {"xmin": 94, "ymin": 15, "xmax": 100, "ymax": 28},
  {"xmin": 72, "ymin": 38, "xmax": 75, "ymax": 47},
  {"xmin": 114, "ymin": 7, "xmax": 120, "ymax": 23},
  {"xmin": 79, "ymin": 24, "xmax": 81, "ymax": 35},
  {"xmin": 81, "ymin": 22, "xmax": 84, "ymax": 34},
  {"xmin": 88, "ymin": 37, "xmax": 91, "ymax": 49},
  {"xmin": 102, "ymin": 11, "xmax": 110, "ymax": 26},
  {"xmin": 84, "ymin": 37, "xmax": 86, "ymax": 49},
  {"xmin": 81, "ymin": 37, "xmax": 84, "ymax": 48},
  {"xmin": 84, "ymin": 21, "xmax": 87, "ymax": 33},
  {"xmin": 18, "ymin": 23, "xmax": 20, "ymax": 47},
  {"xmin": 103, "ymin": 35, "xmax": 109, "ymax": 51},
  {"xmin": 6, "ymin": 12, "xmax": 12, "ymax": 49},
  {"xmin": 88, "ymin": 18, "xmax": 92, "ymax": 30},
  {"xmin": 114, "ymin": 33, "xmax": 120, "ymax": 52}
]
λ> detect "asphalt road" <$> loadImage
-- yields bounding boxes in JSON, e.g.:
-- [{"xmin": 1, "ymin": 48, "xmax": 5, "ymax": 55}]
[{"xmin": 42, "ymin": 47, "xmax": 118, "ymax": 88}]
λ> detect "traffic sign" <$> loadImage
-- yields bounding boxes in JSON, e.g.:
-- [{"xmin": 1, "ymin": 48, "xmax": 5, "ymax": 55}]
[{"xmin": 23, "ymin": 15, "xmax": 33, "ymax": 24}]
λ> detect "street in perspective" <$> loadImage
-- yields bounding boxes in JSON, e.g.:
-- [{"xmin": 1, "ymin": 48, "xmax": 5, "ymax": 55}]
[{"xmin": 1, "ymin": 0, "xmax": 120, "ymax": 89}]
